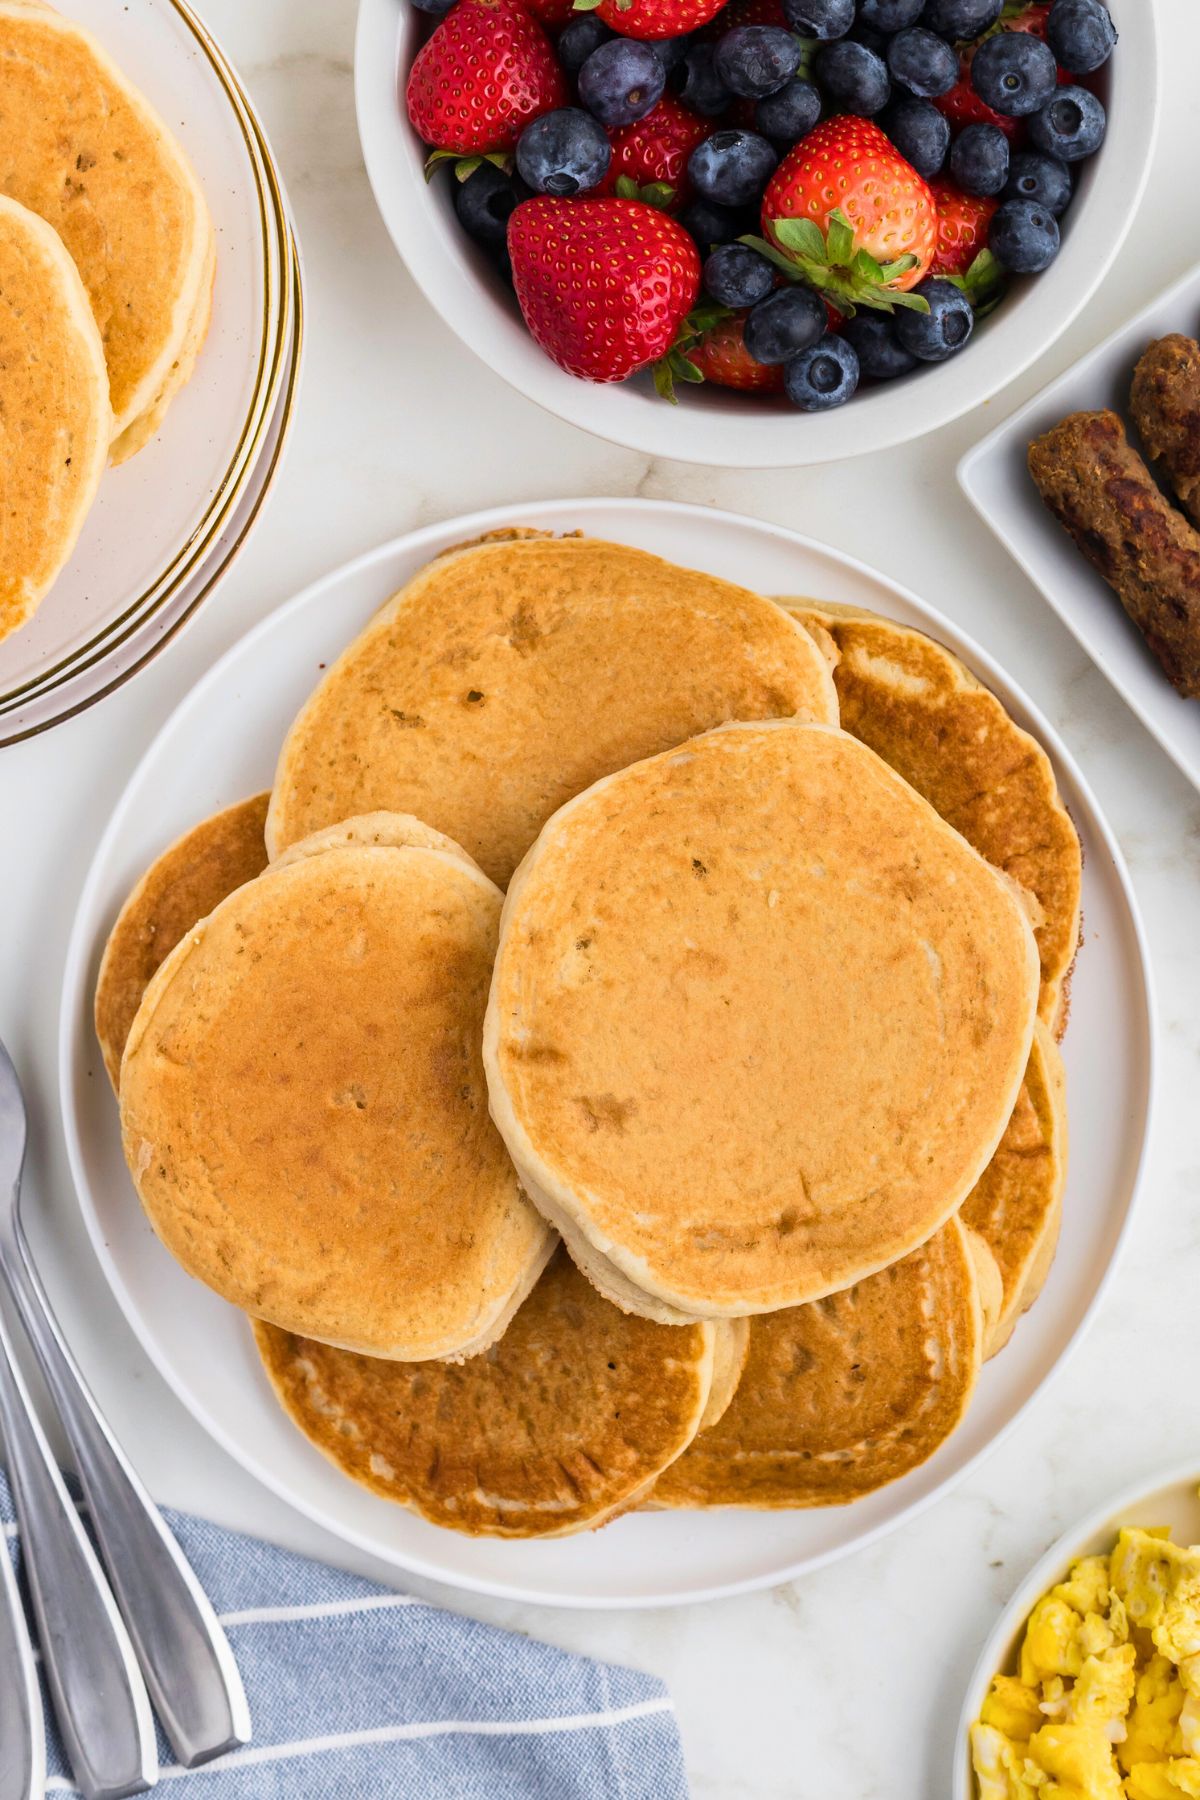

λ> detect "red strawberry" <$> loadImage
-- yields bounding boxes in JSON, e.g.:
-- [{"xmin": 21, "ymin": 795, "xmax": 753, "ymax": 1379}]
[
  {"xmin": 698, "ymin": 0, "xmax": 788, "ymax": 33},
  {"xmin": 929, "ymin": 180, "xmax": 997, "ymax": 278},
  {"xmin": 585, "ymin": 0, "xmax": 730, "ymax": 42},
  {"xmin": 686, "ymin": 314, "xmax": 785, "ymax": 391},
  {"xmin": 407, "ymin": 0, "xmax": 567, "ymax": 156},
  {"xmin": 509, "ymin": 196, "xmax": 701, "ymax": 382},
  {"xmin": 524, "ymin": 0, "xmax": 577, "ymax": 21},
  {"xmin": 599, "ymin": 95, "xmax": 709, "ymax": 206},
  {"xmin": 758, "ymin": 117, "xmax": 937, "ymax": 313}
]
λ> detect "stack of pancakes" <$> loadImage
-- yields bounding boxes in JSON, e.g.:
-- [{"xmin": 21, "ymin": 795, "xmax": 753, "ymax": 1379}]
[
  {"xmin": 99, "ymin": 533, "xmax": 1081, "ymax": 1539},
  {"xmin": 0, "ymin": 1, "xmax": 213, "ymax": 640}
]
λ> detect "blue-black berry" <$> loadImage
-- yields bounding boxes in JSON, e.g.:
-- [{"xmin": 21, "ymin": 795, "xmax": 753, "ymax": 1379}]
[
  {"xmin": 755, "ymin": 78, "xmax": 822, "ymax": 144},
  {"xmin": 1028, "ymin": 85, "xmax": 1106, "ymax": 160},
  {"xmin": 651, "ymin": 34, "xmax": 693, "ymax": 73},
  {"xmin": 744, "ymin": 285, "xmax": 828, "ymax": 364},
  {"xmin": 886, "ymin": 27, "xmax": 958, "ymax": 98},
  {"xmin": 1005, "ymin": 150, "xmax": 1072, "ymax": 214},
  {"xmin": 783, "ymin": 334, "xmax": 860, "ymax": 409},
  {"xmin": 988, "ymin": 196, "xmax": 1061, "ymax": 271},
  {"xmin": 703, "ymin": 243, "xmax": 777, "ymax": 309},
  {"xmin": 895, "ymin": 278, "xmax": 975, "ymax": 361},
  {"xmin": 949, "ymin": 122, "xmax": 1010, "ymax": 196},
  {"xmin": 857, "ymin": 0, "xmax": 924, "ymax": 29},
  {"xmin": 557, "ymin": 17, "xmax": 612, "ymax": 80},
  {"xmin": 814, "ymin": 39, "xmax": 891, "ymax": 115},
  {"xmin": 782, "ymin": 0, "xmax": 855, "ymax": 41},
  {"xmin": 678, "ymin": 198, "xmax": 754, "ymax": 249},
  {"xmin": 578, "ymin": 39, "xmax": 665, "ymax": 127},
  {"xmin": 714, "ymin": 26, "xmax": 802, "ymax": 99},
  {"xmin": 882, "ymin": 97, "xmax": 949, "ymax": 177},
  {"xmin": 1046, "ymin": 0, "xmax": 1117, "ymax": 74},
  {"xmin": 920, "ymin": 0, "xmax": 1003, "ymax": 39},
  {"xmin": 677, "ymin": 43, "xmax": 734, "ymax": 117},
  {"xmin": 515, "ymin": 109, "xmax": 611, "ymax": 197},
  {"xmin": 970, "ymin": 31, "xmax": 1057, "ymax": 118},
  {"xmin": 840, "ymin": 310, "xmax": 918, "ymax": 379},
  {"xmin": 454, "ymin": 162, "xmax": 525, "ymax": 247},
  {"xmin": 688, "ymin": 130, "xmax": 779, "ymax": 207}
]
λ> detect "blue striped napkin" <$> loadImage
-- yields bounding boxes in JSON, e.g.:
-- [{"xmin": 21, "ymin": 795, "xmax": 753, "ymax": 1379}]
[{"xmin": 1, "ymin": 1473, "xmax": 688, "ymax": 1798}]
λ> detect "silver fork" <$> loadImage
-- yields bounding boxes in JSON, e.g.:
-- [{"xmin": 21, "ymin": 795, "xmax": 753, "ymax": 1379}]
[
  {"xmin": 0, "ymin": 1038, "xmax": 251, "ymax": 1786},
  {"xmin": 0, "ymin": 1470, "xmax": 44, "ymax": 1800}
]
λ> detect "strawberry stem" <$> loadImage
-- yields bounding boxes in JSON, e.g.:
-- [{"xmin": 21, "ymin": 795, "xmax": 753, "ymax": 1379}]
[{"xmin": 746, "ymin": 209, "xmax": 931, "ymax": 316}]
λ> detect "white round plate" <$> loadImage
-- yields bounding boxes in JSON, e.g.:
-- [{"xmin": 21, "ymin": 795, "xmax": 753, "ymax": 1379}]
[
  {"xmin": 60, "ymin": 499, "xmax": 1154, "ymax": 1608},
  {"xmin": 355, "ymin": 0, "xmax": 1158, "ymax": 468},
  {"xmin": 953, "ymin": 1464, "xmax": 1200, "ymax": 1798},
  {"xmin": 0, "ymin": 0, "xmax": 294, "ymax": 722}
]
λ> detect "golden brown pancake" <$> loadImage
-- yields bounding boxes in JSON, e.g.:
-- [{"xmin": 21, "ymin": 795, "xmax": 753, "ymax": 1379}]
[
  {"xmin": 485, "ymin": 719, "xmax": 1040, "ymax": 1323},
  {"xmin": 0, "ymin": 192, "xmax": 110, "ymax": 641},
  {"xmin": 120, "ymin": 819, "xmax": 554, "ymax": 1361},
  {"xmin": 254, "ymin": 1249, "xmax": 716, "ymax": 1538},
  {"xmin": 787, "ymin": 602, "xmax": 1081, "ymax": 1036},
  {"xmin": 270, "ymin": 809, "xmax": 484, "ymax": 876},
  {"xmin": 0, "ymin": 0, "xmax": 214, "ymax": 447},
  {"xmin": 108, "ymin": 223, "xmax": 215, "ymax": 463},
  {"xmin": 961, "ymin": 1019, "xmax": 1068, "ymax": 1357},
  {"xmin": 654, "ymin": 1216, "xmax": 983, "ymax": 1508},
  {"xmin": 94, "ymin": 794, "xmax": 270, "ymax": 1093},
  {"xmin": 266, "ymin": 533, "xmax": 839, "ymax": 887}
]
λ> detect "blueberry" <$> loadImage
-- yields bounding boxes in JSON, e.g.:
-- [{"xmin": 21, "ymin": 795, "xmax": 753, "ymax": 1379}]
[
  {"xmin": 920, "ymin": 0, "xmax": 1003, "ymax": 38},
  {"xmin": 688, "ymin": 129, "xmax": 778, "ymax": 207},
  {"xmin": 515, "ymin": 109, "xmax": 611, "ymax": 197},
  {"xmin": 988, "ymin": 195, "xmax": 1060, "ymax": 270},
  {"xmin": 652, "ymin": 34, "xmax": 694, "ymax": 73},
  {"xmin": 676, "ymin": 43, "xmax": 734, "ymax": 117},
  {"xmin": 703, "ymin": 243, "xmax": 777, "ymax": 308},
  {"xmin": 782, "ymin": 0, "xmax": 855, "ymax": 41},
  {"xmin": 678, "ymin": 198, "xmax": 754, "ymax": 249},
  {"xmin": 857, "ymin": 0, "xmax": 924, "ymax": 28},
  {"xmin": 714, "ymin": 26, "xmax": 802, "ymax": 99},
  {"xmin": 557, "ymin": 17, "xmax": 612, "ymax": 80},
  {"xmin": 971, "ymin": 31, "xmax": 1057, "ymax": 117},
  {"xmin": 882, "ymin": 96, "xmax": 949, "ymax": 176},
  {"xmin": 579, "ymin": 39, "xmax": 666, "ymax": 127},
  {"xmin": 815, "ymin": 40, "xmax": 891, "ymax": 115},
  {"xmin": 744, "ymin": 285, "xmax": 828, "ymax": 364},
  {"xmin": 840, "ymin": 310, "xmax": 917, "ymax": 378},
  {"xmin": 784, "ymin": 333, "xmax": 860, "ymax": 409},
  {"xmin": 848, "ymin": 20, "xmax": 889, "ymax": 53},
  {"xmin": 1028, "ymin": 85, "xmax": 1106, "ymax": 160},
  {"xmin": 755, "ymin": 77, "xmax": 822, "ymax": 144},
  {"xmin": 454, "ymin": 162, "xmax": 524, "ymax": 246},
  {"xmin": 1005, "ymin": 149, "xmax": 1072, "ymax": 214},
  {"xmin": 949, "ymin": 121, "xmax": 1009, "ymax": 195},
  {"xmin": 408, "ymin": 0, "xmax": 456, "ymax": 14},
  {"xmin": 1046, "ymin": 0, "xmax": 1117, "ymax": 73},
  {"xmin": 886, "ymin": 27, "xmax": 958, "ymax": 98},
  {"xmin": 895, "ymin": 277, "xmax": 974, "ymax": 360}
]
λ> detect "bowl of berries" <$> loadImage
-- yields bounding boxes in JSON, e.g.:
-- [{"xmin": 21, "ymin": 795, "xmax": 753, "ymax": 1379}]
[{"xmin": 355, "ymin": 0, "xmax": 1157, "ymax": 466}]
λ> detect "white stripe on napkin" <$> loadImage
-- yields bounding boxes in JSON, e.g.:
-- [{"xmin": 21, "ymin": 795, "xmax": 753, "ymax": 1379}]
[
  {"xmin": 219, "ymin": 1592, "xmax": 420, "ymax": 1627},
  {"xmin": 43, "ymin": 1697, "xmax": 676, "ymax": 1791}
]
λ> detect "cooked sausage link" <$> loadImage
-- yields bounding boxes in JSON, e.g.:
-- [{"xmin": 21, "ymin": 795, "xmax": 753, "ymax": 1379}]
[
  {"xmin": 1028, "ymin": 409, "xmax": 1200, "ymax": 699},
  {"xmin": 1130, "ymin": 333, "xmax": 1200, "ymax": 528}
]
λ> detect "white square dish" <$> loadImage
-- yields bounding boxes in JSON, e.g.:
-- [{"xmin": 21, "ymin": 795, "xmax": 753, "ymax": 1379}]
[{"xmin": 958, "ymin": 258, "xmax": 1200, "ymax": 795}]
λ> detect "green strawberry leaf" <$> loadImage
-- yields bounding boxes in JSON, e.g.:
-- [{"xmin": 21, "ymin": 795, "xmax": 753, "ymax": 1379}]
[
  {"xmin": 759, "ymin": 210, "xmax": 932, "ymax": 316},
  {"xmin": 944, "ymin": 248, "xmax": 1007, "ymax": 316},
  {"xmin": 572, "ymin": 0, "xmax": 605, "ymax": 10},
  {"xmin": 424, "ymin": 148, "xmax": 511, "ymax": 184},
  {"xmin": 825, "ymin": 209, "xmax": 856, "ymax": 266},
  {"xmin": 771, "ymin": 217, "xmax": 827, "ymax": 262},
  {"xmin": 615, "ymin": 175, "xmax": 676, "ymax": 210}
]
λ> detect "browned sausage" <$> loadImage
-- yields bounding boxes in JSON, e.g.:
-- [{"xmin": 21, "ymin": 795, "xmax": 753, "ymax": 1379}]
[
  {"xmin": 1130, "ymin": 334, "xmax": 1200, "ymax": 527},
  {"xmin": 1027, "ymin": 409, "xmax": 1200, "ymax": 699}
]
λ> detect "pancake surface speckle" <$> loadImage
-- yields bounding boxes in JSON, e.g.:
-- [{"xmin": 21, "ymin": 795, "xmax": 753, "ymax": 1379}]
[
  {"xmin": 267, "ymin": 533, "xmax": 839, "ymax": 887},
  {"xmin": 119, "ymin": 823, "xmax": 553, "ymax": 1361},
  {"xmin": 486, "ymin": 720, "xmax": 1040, "ymax": 1320},
  {"xmin": 254, "ymin": 1249, "xmax": 715, "ymax": 1538}
]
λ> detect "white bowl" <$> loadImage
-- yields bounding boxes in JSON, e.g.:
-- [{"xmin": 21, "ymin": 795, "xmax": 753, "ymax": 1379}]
[
  {"xmin": 355, "ymin": 0, "xmax": 1159, "ymax": 468},
  {"xmin": 953, "ymin": 1464, "xmax": 1200, "ymax": 1798}
]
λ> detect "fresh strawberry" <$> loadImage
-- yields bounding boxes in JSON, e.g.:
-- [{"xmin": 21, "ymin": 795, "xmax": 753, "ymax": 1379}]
[
  {"xmin": 508, "ymin": 196, "xmax": 701, "ymax": 383},
  {"xmin": 698, "ymin": 0, "xmax": 788, "ymax": 33},
  {"xmin": 599, "ymin": 94, "xmax": 709, "ymax": 206},
  {"xmin": 524, "ymin": 0, "xmax": 577, "ymax": 21},
  {"xmin": 407, "ymin": 0, "xmax": 567, "ymax": 157},
  {"xmin": 580, "ymin": 0, "xmax": 731, "ymax": 43},
  {"xmin": 686, "ymin": 314, "xmax": 785, "ymax": 391},
  {"xmin": 755, "ymin": 117, "xmax": 937, "ymax": 314},
  {"xmin": 929, "ymin": 180, "xmax": 997, "ymax": 277},
  {"xmin": 1000, "ymin": 2, "xmax": 1053, "ymax": 40}
]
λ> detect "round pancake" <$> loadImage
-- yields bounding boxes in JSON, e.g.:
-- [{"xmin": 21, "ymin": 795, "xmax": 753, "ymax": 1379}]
[
  {"xmin": 0, "ymin": 0, "xmax": 214, "ymax": 445},
  {"xmin": 266, "ymin": 533, "xmax": 839, "ymax": 887},
  {"xmin": 108, "ymin": 222, "xmax": 215, "ymax": 464},
  {"xmin": 485, "ymin": 719, "xmax": 1040, "ymax": 1321},
  {"xmin": 0, "ymin": 193, "xmax": 110, "ymax": 641},
  {"xmin": 270, "ymin": 809, "xmax": 484, "ymax": 876},
  {"xmin": 120, "ymin": 825, "xmax": 554, "ymax": 1361},
  {"xmin": 253, "ymin": 1249, "xmax": 716, "ymax": 1539},
  {"xmin": 787, "ymin": 601, "xmax": 1081, "ymax": 1036},
  {"xmin": 961, "ymin": 1018, "xmax": 1068, "ymax": 1357},
  {"xmin": 95, "ymin": 794, "xmax": 270, "ymax": 1093},
  {"xmin": 653, "ymin": 1216, "xmax": 983, "ymax": 1508}
]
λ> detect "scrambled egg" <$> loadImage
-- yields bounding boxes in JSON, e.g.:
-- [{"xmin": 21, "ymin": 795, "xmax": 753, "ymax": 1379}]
[{"xmin": 972, "ymin": 1524, "xmax": 1200, "ymax": 1798}]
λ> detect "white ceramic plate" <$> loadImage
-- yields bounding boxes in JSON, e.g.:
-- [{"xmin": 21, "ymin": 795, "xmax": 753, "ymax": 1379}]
[
  {"xmin": 60, "ymin": 499, "xmax": 1154, "ymax": 1608},
  {"xmin": 959, "ymin": 258, "xmax": 1200, "ymax": 797},
  {"xmin": 953, "ymin": 1464, "xmax": 1200, "ymax": 1798},
  {"xmin": 0, "ymin": 0, "xmax": 295, "ymax": 723},
  {"xmin": 355, "ymin": 0, "xmax": 1158, "ymax": 469}
]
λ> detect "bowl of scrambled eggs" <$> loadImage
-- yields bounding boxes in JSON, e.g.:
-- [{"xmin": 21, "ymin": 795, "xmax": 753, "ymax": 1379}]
[{"xmin": 957, "ymin": 1468, "xmax": 1200, "ymax": 1799}]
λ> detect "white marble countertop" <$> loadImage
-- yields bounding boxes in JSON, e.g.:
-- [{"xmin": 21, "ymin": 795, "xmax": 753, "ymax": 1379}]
[{"xmin": 2, "ymin": 1, "xmax": 1199, "ymax": 1793}]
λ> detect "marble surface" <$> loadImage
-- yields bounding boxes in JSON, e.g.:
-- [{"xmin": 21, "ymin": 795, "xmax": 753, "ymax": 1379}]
[{"xmin": 2, "ymin": 1, "xmax": 1199, "ymax": 1793}]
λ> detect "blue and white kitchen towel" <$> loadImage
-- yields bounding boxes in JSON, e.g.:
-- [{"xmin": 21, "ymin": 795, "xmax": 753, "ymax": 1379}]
[{"xmin": 1, "ymin": 1473, "xmax": 689, "ymax": 1798}]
